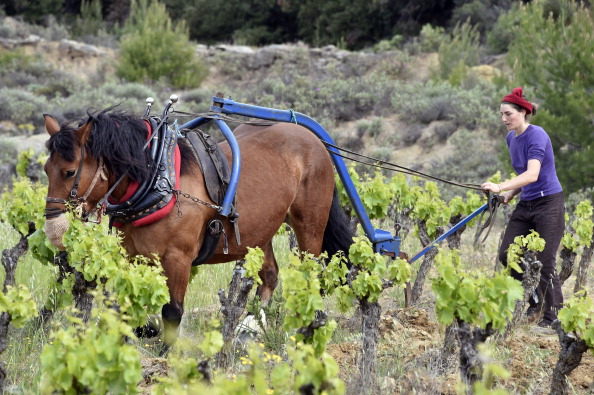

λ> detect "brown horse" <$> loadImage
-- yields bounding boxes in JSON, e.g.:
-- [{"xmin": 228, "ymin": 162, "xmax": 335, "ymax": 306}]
[{"xmin": 42, "ymin": 108, "xmax": 354, "ymax": 345}]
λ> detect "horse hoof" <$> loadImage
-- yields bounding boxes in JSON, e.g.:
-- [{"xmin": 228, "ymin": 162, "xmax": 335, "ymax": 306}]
[{"xmin": 134, "ymin": 315, "xmax": 162, "ymax": 338}]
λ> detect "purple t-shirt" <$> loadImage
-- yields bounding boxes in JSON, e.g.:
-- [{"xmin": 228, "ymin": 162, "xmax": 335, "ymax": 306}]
[{"xmin": 506, "ymin": 125, "xmax": 563, "ymax": 201}]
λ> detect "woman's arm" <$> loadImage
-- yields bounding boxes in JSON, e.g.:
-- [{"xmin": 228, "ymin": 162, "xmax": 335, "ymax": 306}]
[{"xmin": 482, "ymin": 159, "xmax": 541, "ymax": 203}]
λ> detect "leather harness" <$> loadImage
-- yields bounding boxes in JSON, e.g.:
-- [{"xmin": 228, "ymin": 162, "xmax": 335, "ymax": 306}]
[{"xmin": 106, "ymin": 117, "xmax": 179, "ymax": 226}]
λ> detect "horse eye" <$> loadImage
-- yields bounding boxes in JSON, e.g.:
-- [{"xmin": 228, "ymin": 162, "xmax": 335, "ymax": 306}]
[{"xmin": 65, "ymin": 170, "xmax": 76, "ymax": 179}]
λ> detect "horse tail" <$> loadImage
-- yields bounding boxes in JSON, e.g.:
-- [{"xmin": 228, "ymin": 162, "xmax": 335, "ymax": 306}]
[{"xmin": 322, "ymin": 188, "xmax": 356, "ymax": 266}]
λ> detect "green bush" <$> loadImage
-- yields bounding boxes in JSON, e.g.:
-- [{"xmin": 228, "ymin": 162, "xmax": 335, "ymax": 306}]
[
  {"xmin": 432, "ymin": 20, "xmax": 480, "ymax": 83},
  {"xmin": 391, "ymin": 80, "xmax": 501, "ymax": 130},
  {"xmin": 486, "ymin": 2, "xmax": 523, "ymax": 54},
  {"xmin": 428, "ymin": 128, "xmax": 502, "ymax": 196},
  {"xmin": 417, "ymin": 24, "xmax": 446, "ymax": 53},
  {"xmin": 0, "ymin": 88, "xmax": 48, "ymax": 127},
  {"xmin": 117, "ymin": 0, "xmax": 208, "ymax": 89}
]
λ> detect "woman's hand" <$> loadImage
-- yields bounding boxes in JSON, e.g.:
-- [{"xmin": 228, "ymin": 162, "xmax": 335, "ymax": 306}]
[
  {"xmin": 500, "ymin": 191, "xmax": 515, "ymax": 204},
  {"xmin": 481, "ymin": 182, "xmax": 503, "ymax": 194}
]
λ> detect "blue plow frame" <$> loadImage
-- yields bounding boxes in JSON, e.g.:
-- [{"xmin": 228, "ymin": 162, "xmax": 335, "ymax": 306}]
[
  {"xmin": 178, "ymin": 95, "xmax": 488, "ymax": 260},
  {"xmin": 409, "ymin": 202, "xmax": 490, "ymax": 262}
]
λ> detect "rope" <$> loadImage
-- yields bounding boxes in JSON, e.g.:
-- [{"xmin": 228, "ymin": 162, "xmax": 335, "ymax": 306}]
[
  {"xmin": 473, "ymin": 194, "xmax": 504, "ymax": 245},
  {"xmin": 322, "ymin": 140, "xmax": 483, "ymax": 191}
]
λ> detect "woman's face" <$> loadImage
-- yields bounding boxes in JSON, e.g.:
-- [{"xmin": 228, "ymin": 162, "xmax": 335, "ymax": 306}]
[{"xmin": 500, "ymin": 103, "xmax": 525, "ymax": 131}]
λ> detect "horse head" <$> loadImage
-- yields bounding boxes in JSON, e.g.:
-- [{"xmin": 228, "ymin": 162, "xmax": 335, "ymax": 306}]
[{"xmin": 43, "ymin": 114, "xmax": 109, "ymax": 249}]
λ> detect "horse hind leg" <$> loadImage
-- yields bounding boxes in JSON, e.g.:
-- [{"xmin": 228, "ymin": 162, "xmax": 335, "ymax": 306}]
[
  {"xmin": 289, "ymin": 188, "xmax": 355, "ymax": 261},
  {"xmin": 256, "ymin": 241, "xmax": 279, "ymax": 305}
]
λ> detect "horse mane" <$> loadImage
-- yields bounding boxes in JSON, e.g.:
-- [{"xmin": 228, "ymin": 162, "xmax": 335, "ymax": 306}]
[{"xmin": 46, "ymin": 107, "xmax": 196, "ymax": 183}]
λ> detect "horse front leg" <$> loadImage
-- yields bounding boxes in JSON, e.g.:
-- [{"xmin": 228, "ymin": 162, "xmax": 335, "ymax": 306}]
[{"xmin": 160, "ymin": 254, "xmax": 192, "ymax": 355}]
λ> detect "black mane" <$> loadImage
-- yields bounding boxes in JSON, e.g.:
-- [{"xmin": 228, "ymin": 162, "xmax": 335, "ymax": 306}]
[
  {"xmin": 47, "ymin": 107, "xmax": 197, "ymax": 182},
  {"xmin": 47, "ymin": 108, "xmax": 153, "ymax": 183}
]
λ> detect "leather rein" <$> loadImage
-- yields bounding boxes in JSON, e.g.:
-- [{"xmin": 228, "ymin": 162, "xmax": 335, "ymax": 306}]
[{"xmin": 44, "ymin": 143, "xmax": 107, "ymax": 223}]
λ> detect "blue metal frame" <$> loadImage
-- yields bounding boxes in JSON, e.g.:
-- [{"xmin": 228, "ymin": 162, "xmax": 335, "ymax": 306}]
[
  {"xmin": 409, "ymin": 201, "xmax": 490, "ymax": 262},
  {"xmin": 179, "ymin": 96, "xmax": 400, "ymax": 256}
]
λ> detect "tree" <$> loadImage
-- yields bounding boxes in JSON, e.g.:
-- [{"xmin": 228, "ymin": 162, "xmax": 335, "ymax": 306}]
[
  {"xmin": 507, "ymin": 0, "xmax": 594, "ymax": 196},
  {"xmin": 117, "ymin": 0, "xmax": 208, "ymax": 89}
]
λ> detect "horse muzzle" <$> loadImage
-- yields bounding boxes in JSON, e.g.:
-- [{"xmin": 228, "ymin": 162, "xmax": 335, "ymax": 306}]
[{"xmin": 44, "ymin": 214, "xmax": 69, "ymax": 251}]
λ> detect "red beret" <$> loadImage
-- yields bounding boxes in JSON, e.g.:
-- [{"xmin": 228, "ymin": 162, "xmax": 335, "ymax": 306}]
[{"xmin": 502, "ymin": 87, "xmax": 533, "ymax": 114}]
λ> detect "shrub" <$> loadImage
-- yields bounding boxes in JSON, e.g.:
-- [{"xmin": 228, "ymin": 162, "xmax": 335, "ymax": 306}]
[
  {"xmin": 432, "ymin": 20, "xmax": 480, "ymax": 83},
  {"xmin": 0, "ymin": 88, "xmax": 48, "ymax": 127},
  {"xmin": 449, "ymin": 0, "xmax": 513, "ymax": 37},
  {"xmin": 117, "ymin": 0, "xmax": 208, "ymax": 89},
  {"xmin": 486, "ymin": 2, "xmax": 523, "ymax": 54},
  {"xmin": 391, "ymin": 80, "xmax": 501, "ymax": 131},
  {"xmin": 428, "ymin": 128, "xmax": 501, "ymax": 188},
  {"xmin": 417, "ymin": 24, "xmax": 446, "ymax": 53},
  {"xmin": 0, "ymin": 140, "xmax": 17, "ymax": 164}
]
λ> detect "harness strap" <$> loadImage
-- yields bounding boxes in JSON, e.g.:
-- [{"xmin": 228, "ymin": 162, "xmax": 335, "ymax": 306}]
[
  {"xmin": 69, "ymin": 144, "xmax": 86, "ymax": 199},
  {"xmin": 80, "ymin": 157, "xmax": 106, "ymax": 201}
]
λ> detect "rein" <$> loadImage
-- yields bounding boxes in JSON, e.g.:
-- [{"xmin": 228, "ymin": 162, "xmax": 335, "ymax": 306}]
[{"xmin": 322, "ymin": 140, "xmax": 483, "ymax": 191}]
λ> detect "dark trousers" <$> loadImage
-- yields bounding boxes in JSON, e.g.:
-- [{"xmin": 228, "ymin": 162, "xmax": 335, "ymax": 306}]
[{"xmin": 498, "ymin": 192, "xmax": 565, "ymax": 322}]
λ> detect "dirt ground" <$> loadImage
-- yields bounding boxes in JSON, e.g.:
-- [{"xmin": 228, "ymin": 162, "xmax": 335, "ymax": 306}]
[{"xmin": 326, "ymin": 307, "xmax": 594, "ymax": 394}]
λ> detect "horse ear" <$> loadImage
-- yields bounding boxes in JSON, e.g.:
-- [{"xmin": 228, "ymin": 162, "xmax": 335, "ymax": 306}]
[
  {"xmin": 75, "ymin": 118, "xmax": 93, "ymax": 145},
  {"xmin": 44, "ymin": 114, "xmax": 60, "ymax": 136}
]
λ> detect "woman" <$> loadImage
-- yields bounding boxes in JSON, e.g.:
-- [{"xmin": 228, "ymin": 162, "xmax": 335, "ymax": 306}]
[{"xmin": 482, "ymin": 87, "xmax": 564, "ymax": 328}]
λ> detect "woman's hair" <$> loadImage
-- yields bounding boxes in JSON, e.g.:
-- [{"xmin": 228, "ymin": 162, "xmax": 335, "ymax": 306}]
[{"xmin": 502, "ymin": 101, "xmax": 538, "ymax": 117}]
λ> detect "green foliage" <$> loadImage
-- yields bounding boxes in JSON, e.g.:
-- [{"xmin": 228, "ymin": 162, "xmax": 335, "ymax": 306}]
[
  {"xmin": 433, "ymin": 20, "xmax": 480, "ymax": 84},
  {"xmin": 15, "ymin": 148, "xmax": 33, "ymax": 177},
  {"xmin": 0, "ymin": 285, "xmax": 37, "ymax": 327},
  {"xmin": 456, "ymin": 346, "xmax": 512, "ymax": 394},
  {"xmin": 507, "ymin": 0, "xmax": 594, "ymax": 195},
  {"xmin": 153, "ymin": 340, "xmax": 344, "ymax": 395},
  {"xmin": 562, "ymin": 200, "xmax": 594, "ymax": 250},
  {"xmin": 558, "ymin": 292, "xmax": 594, "ymax": 349},
  {"xmin": 289, "ymin": 342, "xmax": 344, "ymax": 394},
  {"xmin": 348, "ymin": 235, "xmax": 411, "ymax": 303},
  {"xmin": 506, "ymin": 230, "xmax": 546, "ymax": 274},
  {"xmin": 71, "ymin": 0, "xmax": 106, "ymax": 40},
  {"xmin": 62, "ymin": 213, "xmax": 170, "ymax": 327},
  {"xmin": 432, "ymin": 250, "xmax": 523, "ymax": 330},
  {"xmin": 117, "ymin": 0, "xmax": 208, "ymax": 89},
  {"xmin": 411, "ymin": 182, "xmax": 451, "ymax": 239},
  {"xmin": 281, "ymin": 252, "xmax": 324, "ymax": 332},
  {"xmin": 373, "ymin": 35, "xmax": 403, "ymax": 52},
  {"xmin": 417, "ymin": 24, "xmax": 446, "ymax": 52},
  {"xmin": 0, "ymin": 178, "xmax": 46, "ymax": 235},
  {"xmin": 391, "ymin": 80, "xmax": 501, "ymax": 130},
  {"xmin": 335, "ymin": 163, "xmax": 361, "ymax": 209},
  {"xmin": 358, "ymin": 170, "xmax": 396, "ymax": 220},
  {"xmin": 0, "ymin": 88, "xmax": 48, "ymax": 127},
  {"xmin": 40, "ymin": 295, "xmax": 142, "ymax": 394},
  {"xmin": 198, "ymin": 330, "xmax": 224, "ymax": 358},
  {"xmin": 486, "ymin": 2, "xmax": 523, "ymax": 54},
  {"xmin": 244, "ymin": 247, "xmax": 265, "ymax": 285}
]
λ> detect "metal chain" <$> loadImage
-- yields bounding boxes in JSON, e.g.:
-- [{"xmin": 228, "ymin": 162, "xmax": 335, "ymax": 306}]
[{"xmin": 173, "ymin": 189, "xmax": 222, "ymax": 213}]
